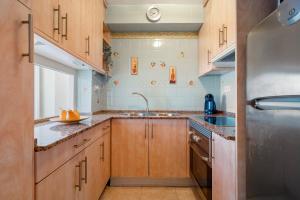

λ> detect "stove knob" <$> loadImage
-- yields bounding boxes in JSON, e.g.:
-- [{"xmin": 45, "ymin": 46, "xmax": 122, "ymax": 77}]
[{"xmin": 193, "ymin": 135, "xmax": 201, "ymax": 142}]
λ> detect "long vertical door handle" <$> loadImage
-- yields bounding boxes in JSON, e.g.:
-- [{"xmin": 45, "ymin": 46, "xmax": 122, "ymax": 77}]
[
  {"xmin": 218, "ymin": 28, "xmax": 224, "ymax": 47},
  {"xmin": 102, "ymin": 142, "xmax": 105, "ymax": 161},
  {"xmin": 151, "ymin": 122, "xmax": 154, "ymax": 139},
  {"xmin": 53, "ymin": 5, "xmax": 61, "ymax": 34},
  {"xmin": 207, "ymin": 50, "xmax": 211, "ymax": 64},
  {"xmin": 62, "ymin": 13, "xmax": 68, "ymax": 39},
  {"xmin": 75, "ymin": 162, "xmax": 82, "ymax": 191},
  {"xmin": 85, "ymin": 36, "xmax": 90, "ymax": 55},
  {"xmin": 145, "ymin": 122, "xmax": 147, "ymax": 139},
  {"xmin": 222, "ymin": 24, "xmax": 227, "ymax": 44},
  {"xmin": 100, "ymin": 143, "xmax": 104, "ymax": 161},
  {"xmin": 81, "ymin": 157, "xmax": 87, "ymax": 183},
  {"xmin": 22, "ymin": 14, "xmax": 33, "ymax": 63}
]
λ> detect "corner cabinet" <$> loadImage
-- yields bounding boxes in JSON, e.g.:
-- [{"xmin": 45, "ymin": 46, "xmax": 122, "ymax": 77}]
[
  {"xmin": 198, "ymin": 0, "xmax": 236, "ymax": 76},
  {"xmin": 111, "ymin": 119, "xmax": 189, "ymax": 181},
  {"xmin": 32, "ymin": 0, "xmax": 104, "ymax": 72},
  {"xmin": 212, "ymin": 133, "xmax": 236, "ymax": 200},
  {"xmin": 35, "ymin": 122, "xmax": 111, "ymax": 200}
]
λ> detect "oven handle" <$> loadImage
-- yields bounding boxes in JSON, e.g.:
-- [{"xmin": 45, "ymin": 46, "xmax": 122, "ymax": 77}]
[{"xmin": 189, "ymin": 142, "xmax": 210, "ymax": 165}]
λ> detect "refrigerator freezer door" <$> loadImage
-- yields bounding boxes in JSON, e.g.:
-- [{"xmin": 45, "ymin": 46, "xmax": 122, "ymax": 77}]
[{"xmin": 246, "ymin": 7, "xmax": 300, "ymax": 200}]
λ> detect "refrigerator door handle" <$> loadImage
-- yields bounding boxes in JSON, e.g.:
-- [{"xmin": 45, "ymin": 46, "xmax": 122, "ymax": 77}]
[{"xmin": 248, "ymin": 95, "xmax": 300, "ymax": 110}]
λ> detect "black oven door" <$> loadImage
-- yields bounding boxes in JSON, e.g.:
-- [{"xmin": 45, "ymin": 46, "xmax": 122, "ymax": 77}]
[{"xmin": 190, "ymin": 141, "xmax": 212, "ymax": 200}]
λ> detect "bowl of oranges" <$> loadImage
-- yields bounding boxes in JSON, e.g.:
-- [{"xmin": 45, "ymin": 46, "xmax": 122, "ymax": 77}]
[{"xmin": 50, "ymin": 110, "xmax": 89, "ymax": 124}]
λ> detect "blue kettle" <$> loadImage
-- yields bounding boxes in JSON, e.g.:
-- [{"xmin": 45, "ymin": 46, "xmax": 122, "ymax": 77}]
[{"xmin": 204, "ymin": 94, "xmax": 216, "ymax": 115}]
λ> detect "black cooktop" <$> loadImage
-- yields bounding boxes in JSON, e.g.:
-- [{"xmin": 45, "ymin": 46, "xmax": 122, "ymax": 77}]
[{"xmin": 196, "ymin": 116, "xmax": 235, "ymax": 127}]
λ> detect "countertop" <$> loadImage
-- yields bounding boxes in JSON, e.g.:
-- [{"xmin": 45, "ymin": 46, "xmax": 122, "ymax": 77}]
[{"xmin": 34, "ymin": 111, "xmax": 236, "ymax": 152}]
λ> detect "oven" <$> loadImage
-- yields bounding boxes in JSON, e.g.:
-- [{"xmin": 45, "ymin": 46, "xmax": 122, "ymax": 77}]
[{"xmin": 189, "ymin": 120, "xmax": 212, "ymax": 200}]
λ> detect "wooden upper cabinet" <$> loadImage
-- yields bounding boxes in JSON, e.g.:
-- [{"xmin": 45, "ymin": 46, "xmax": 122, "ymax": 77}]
[
  {"xmin": 36, "ymin": 151, "xmax": 85, "ymax": 200},
  {"xmin": 149, "ymin": 119, "xmax": 188, "ymax": 178},
  {"xmin": 111, "ymin": 119, "xmax": 149, "ymax": 177},
  {"xmin": 0, "ymin": 1, "xmax": 34, "ymax": 199},
  {"xmin": 32, "ymin": 0, "xmax": 60, "ymax": 42},
  {"xmin": 32, "ymin": 0, "xmax": 104, "ymax": 71},
  {"xmin": 224, "ymin": 0, "xmax": 236, "ymax": 48},
  {"xmin": 59, "ymin": 0, "xmax": 82, "ymax": 57},
  {"xmin": 212, "ymin": 133, "xmax": 236, "ymax": 200},
  {"xmin": 211, "ymin": 0, "xmax": 224, "ymax": 57}
]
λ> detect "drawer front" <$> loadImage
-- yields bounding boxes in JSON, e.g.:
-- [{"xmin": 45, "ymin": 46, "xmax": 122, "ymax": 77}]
[{"xmin": 35, "ymin": 120, "xmax": 111, "ymax": 183}]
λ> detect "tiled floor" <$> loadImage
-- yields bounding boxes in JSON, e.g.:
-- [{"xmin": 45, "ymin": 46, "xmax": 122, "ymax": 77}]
[{"xmin": 99, "ymin": 187, "xmax": 203, "ymax": 200}]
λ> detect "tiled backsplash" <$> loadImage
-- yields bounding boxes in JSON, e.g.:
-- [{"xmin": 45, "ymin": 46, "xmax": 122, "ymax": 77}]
[
  {"xmin": 220, "ymin": 71, "xmax": 236, "ymax": 113},
  {"xmin": 103, "ymin": 38, "xmax": 221, "ymax": 111}
]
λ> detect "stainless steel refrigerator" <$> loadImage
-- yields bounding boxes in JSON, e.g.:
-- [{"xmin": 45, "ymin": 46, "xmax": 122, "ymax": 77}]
[{"xmin": 246, "ymin": 0, "xmax": 300, "ymax": 199}]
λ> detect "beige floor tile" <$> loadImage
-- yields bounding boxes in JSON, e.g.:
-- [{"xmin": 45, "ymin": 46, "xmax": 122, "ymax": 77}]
[
  {"xmin": 175, "ymin": 187, "xmax": 201, "ymax": 200},
  {"xmin": 141, "ymin": 187, "xmax": 179, "ymax": 200},
  {"xmin": 100, "ymin": 186, "xmax": 202, "ymax": 200},
  {"xmin": 100, "ymin": 187, "xmax": 142, "ymax": 200}
]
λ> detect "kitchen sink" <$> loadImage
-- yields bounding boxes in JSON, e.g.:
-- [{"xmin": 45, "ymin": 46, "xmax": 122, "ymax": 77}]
[{"xmin": 120, "ymin": 112, "xmax": 180, "ymax": 117}]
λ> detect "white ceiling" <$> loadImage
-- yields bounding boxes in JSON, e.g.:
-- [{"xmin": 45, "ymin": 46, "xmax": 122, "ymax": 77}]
[{"xmin": 106, "ymin": 0, "xmax": 201, "ymax": 5}]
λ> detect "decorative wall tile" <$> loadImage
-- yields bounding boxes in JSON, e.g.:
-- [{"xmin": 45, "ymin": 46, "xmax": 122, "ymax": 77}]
[{"xmin": 105, "ymin": 38, "xmax": 222, "ymax": 111}]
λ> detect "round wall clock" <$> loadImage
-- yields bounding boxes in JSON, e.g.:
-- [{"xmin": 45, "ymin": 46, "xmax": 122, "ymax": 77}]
[{"xmin": 146, "ymin": 6, "xmax": 161, "ymax": 22}]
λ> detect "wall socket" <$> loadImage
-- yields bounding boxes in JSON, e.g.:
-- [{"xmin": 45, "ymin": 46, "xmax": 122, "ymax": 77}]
[{"xmin": 224, "ymin": 85, "xmax": 231, "ymax": 93}]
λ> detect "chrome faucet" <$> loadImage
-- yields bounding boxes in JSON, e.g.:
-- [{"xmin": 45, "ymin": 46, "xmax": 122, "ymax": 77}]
[{"xmin": 132, "ymin": 92, "xmax": 149, "ymax": 114}]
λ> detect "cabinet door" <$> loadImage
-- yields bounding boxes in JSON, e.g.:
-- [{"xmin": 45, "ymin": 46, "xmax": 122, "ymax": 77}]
[
  {"xmin": 149, "ymin": 119, "xmax": 188, "ymax": 178},
  {"xmin": 111, "ymin": 119, "xmax": 148, "ymax": 177},
  {"xmin": 212, "ymin": 133, "xmax": 236, "ymax": 200},
  {"xmin": 32, "ymin": 0, "xmax": 60, "ymax": 42},
  {"xmin": 0, "ymin": 1, "xmax": 34, "ymax": 199},
  {"xmin": 224, "ymin": 0, "xmax": 236, "ymax": 48},
  {"xmin": 100, "ymin": 132, "xmax": 111, "ymax": 191},
  {"xmin": 84, "ymin": 138, "xmax": 103, "ymax": 200},
  {"xmin": 211, "ymin": 0, "xmax": 228, "ymax": 58},
  {"xmin": 36, "ymin": 151, "xmax": 85, "ymax": 200},
  {"xmin": 60, "ymin": 0, "xmax": 82, "ymax": 57}
]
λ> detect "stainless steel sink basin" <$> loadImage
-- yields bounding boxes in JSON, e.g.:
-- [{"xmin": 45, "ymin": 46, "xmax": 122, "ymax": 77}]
[
  {"xmin": 120, "ymin": 112, "xmax": 180, "ymax": 117},
  {"xmin": 153, "ymin": 112, "xmax": 180, "ymax": 117}
]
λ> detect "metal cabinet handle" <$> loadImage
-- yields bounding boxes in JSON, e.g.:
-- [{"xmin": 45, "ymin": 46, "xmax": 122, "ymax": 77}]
[
  {"xmin": 73, "ymin": 138, "xmax": 91, "ymax": 148},
  {"xmin": 212, "ymin": 138, "xmax": 215, "ymax": 159},
  {"xmin": 102, "ymin": 126, "xmax": 110, "ymax": 131},
  {"xmin": 22, "ymin": 14, "xmax": 33, "ymax": 63},
  {"xmin": 81, "ymin": 157, "xmax": 87, "ymax": 184},
  {"xmin": 75, "ymin": 162, "xmax": 82, "ymax": 191},
  {"xmin": 100, "ymin": 142, "xmax": 104, "ymax": 161},
  {"xmin": 61, "ymin": 13, "xmax": 68, "ymax": 39},
  {"xmin": 85, "ymin": 36, "xmax": 90, "ymax": 55},
  {"xmin": 201, "ymin": 156, "xmax": 209, "ymax": 162},
  {"xmin": 207, "ymin": 50, "xmax": 211, "ymax": 64},
  {"xmin": 144, "ymin": 123, "xmax": 146, "ymax": 139},
  {"xmin": 223, "ymin": 24, "xmax": 227, "ymax": 44},
  {"xmin": 151, "ymin": 122, "xmax": 154, "ymax": 139},
  {"xmin": 53, "ymin": 5, "xmax": 61, "ymax": 34},
  {"xmin": 218, "ymin": 28, "xmax": 224, "ymax": 47}
]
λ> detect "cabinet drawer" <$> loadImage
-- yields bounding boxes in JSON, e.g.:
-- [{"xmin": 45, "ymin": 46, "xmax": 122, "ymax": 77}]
[{"xmin": 35, "ymin": 120, "xmax": 111, "ymax": 183}]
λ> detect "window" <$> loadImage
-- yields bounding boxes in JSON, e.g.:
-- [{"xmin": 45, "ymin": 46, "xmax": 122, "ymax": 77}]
[{"xmin": 34, "ymin": 64, "xmax": 76, "ymax": 120}]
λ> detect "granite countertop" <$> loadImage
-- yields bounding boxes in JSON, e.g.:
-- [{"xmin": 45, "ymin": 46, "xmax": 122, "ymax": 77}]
[
  {"xmin": 188, "ymin": 113, "xmax": 236, "ymax": 140},
  {"xmin": 34, "ymin": 111, "xmax": 236, "ymax": 152}
]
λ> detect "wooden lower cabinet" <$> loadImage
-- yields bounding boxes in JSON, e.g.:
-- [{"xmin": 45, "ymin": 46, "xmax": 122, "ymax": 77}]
[
  {"xmin": 149, "ymin": 119, "xmax": 188, "ymax": 178},
  {"xmin": 100, "ymin": 132, "xmax": 111, "ymax": 190},
  {"xmin": 111, "ymin": 119, "xmax": 149, "ymax": 177},
  {"xmin": 36, "ymin": 151, "xmax": 85, "ymax": 200},
  {"xmin": 0, "ymin": 1, "xmax": 34, "ymax": 199},
  {"xmin": 111, "ymin": 119, "xmax": 188, "ymax": 179},
  {"xmin": 212, "ymin": 133, "xmax": 236, "ymax": 200},
  {"xmin": 36, "ymin": 132, "xmax": 111, "ymax": 200}
]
